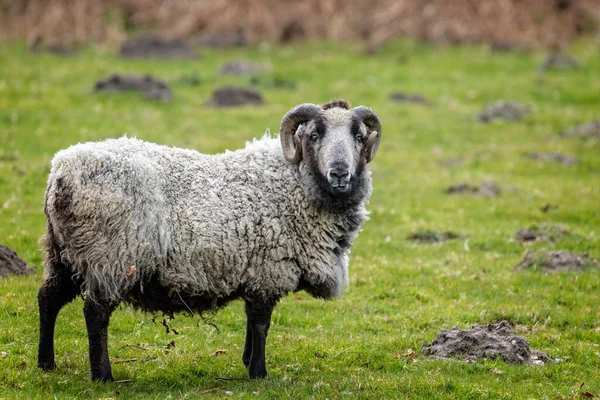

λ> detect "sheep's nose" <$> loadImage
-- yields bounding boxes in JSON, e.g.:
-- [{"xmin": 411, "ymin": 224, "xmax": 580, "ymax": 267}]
[{"xmin": 327, "ymin": 168, "xmax": 351, "ymax": 188}]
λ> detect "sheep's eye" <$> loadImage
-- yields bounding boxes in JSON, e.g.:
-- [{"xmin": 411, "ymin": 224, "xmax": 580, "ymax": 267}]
[
  {"xmin": 309, "ymin": 130, "xmax": 319, "ymax": 141},
  {"xmin": 356, "ymin": 132, "xmax": 366, "ymax": 142}
]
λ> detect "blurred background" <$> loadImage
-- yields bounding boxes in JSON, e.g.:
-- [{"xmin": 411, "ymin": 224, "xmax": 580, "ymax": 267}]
[{"xmin": 1, "ymin": 0, "xmax": 598, "ymax": 50}]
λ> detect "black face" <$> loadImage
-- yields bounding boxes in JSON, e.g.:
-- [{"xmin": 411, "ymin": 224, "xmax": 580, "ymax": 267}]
[{"xmin": 300, "ymin": 115, "xmax": 368, "ymax": 200}]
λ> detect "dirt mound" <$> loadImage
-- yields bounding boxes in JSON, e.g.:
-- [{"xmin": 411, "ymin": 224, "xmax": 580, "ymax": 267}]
[
  {"xmin": 407, "ymin": 230, "xmax": 461, "ymax": 244},
  {"xmin": 538, "ymin": 54, "xmax": 580, "ymax": 71},
  {"xmin": 478, "ymin": 101, "xmax": 532, "ymax": 122},
  {"xmin": 514, "ymin": 250, "xmax": 599, "ymax": 272},
  {"xmin": 515, "ymin": 225, "xmax": 567, "ymax": 243},
  {"xmin": 423, "ymin": 321, "xmax": 555, "ymax": 365},
  {"xmin": 0, "ymin": 244, "xmax": 34, "ymax": 277},
  {"xmin": 29, "ymin": 42, "xmax": 77, "ymax": 56},
  {"xmin": 249, "ymin": 76, "xmax": 295, "ymax": 90},
  {"xmin": 446, "ymin": 181, "xmax": 500, "ymax": 197},
  {"xmin": 389, "ymin": 92, "xmax": 431, "ymax": 106},
  {"xmin": 525, "ymin": 152, "xmax": 578, "ymax": 165},
  {"xmin": 559, "ymin": 120, "xmax": 600, "ymax": 139},
  {"xmin": 218, "ymin": 61, "xmax": 266, "ymax": 76},
  {"xmin": 119, "ymin": 34, "xmax": 197, "ymax": 60},
  {"xmin": 207, "ymin": 86, "xmax": 264, "ymax": 107},
  {"xmin": 94, "ymin": 74, "xmax": 172, "ymax": 101}
]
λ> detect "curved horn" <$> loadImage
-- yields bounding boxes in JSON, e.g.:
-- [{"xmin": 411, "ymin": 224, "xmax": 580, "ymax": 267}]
[
  {"xmin": 353, "ymin": 106, "xmax": 382, "ymax": 163},
  {"xmin": 280, "ymin": 103, "xmax": 321, "ymax": 164}
]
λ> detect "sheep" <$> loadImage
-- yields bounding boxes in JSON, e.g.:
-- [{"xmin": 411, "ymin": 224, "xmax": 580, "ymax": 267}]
[{"xmin": 37, "ymin": 100, "xmax": 382, "ymax": 381}]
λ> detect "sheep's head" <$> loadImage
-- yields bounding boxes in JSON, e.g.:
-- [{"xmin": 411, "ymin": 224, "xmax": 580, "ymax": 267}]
[{"xmin": 280, "ymin": 100, "xmax": 381, "ymax": 197}]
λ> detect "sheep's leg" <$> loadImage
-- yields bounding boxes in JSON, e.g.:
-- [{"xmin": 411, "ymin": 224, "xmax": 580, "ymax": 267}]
[
  {"xmin": 242, "ymin": 319, "xmax": 252, "ymax": 367},
  {"xmin": 37, "ymin": 266, "xmax": 80, "ymax": 371},
  {"xmin": 84, "ymin": 298, "xmax": 116, "ymax": 382},
  {"xmin": 244, "ymin": 300, "xmax": 275, "ymax": 379}
]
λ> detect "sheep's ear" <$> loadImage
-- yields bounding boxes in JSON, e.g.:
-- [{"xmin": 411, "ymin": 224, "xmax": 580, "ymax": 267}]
[
  {"xmin": 280, "ymin": 104, "xmax": 321, "ymax": 164},
  {"xmin": 352, "ymin": 106, "xmax": 382, "ymax": 163}
]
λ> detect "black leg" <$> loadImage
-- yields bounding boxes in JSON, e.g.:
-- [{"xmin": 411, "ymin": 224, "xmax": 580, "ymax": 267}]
[
  {"xmin": 242, "ymin": 319, "xmax": 252, "ymax": 367},
  {"xmin": 37, "ymin": 268, "xmax": 80, "ymax": 371},
  {"xmin": 244, "ymin": 299, "xmax": 275, "ymax": 379},
  {"xmin": 84, "ymin": 298, "xmax": 116, "ymax": 382}
]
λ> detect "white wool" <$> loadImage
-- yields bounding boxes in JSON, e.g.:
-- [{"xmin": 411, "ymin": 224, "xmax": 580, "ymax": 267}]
[{"xmin": 44, "ymin": 135, "xmax": 371, "ymax": 302}]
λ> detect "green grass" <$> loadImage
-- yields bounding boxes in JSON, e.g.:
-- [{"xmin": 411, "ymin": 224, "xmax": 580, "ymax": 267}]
[{"xmin": 0, "ymin": 38, "xmax": 599, "ymax": 399}]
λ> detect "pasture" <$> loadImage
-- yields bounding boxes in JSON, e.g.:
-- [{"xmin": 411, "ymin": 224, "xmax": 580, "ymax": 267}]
[{"xmin": 0, "ymin": 38, "xmax": 598, "ymax": 399}]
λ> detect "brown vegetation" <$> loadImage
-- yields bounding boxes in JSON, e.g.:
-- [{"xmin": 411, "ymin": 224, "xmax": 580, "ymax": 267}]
[{"xmin": 1, "ymin": 0, "xmax": 598, "ymax": 48}]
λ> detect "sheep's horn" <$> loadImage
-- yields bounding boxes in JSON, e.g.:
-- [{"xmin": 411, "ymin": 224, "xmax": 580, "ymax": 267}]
[
  {"xmin": 280, "ymin": 103, "xmax": 321, "ymax": 164},
  {"xmin": 353, "ymin": 106, "xmax": 382, "ymax": 163}
]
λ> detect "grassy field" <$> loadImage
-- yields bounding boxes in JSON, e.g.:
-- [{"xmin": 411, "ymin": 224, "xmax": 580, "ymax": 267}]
[{"xmin": 0, "ymin": 38, "xmax": 599, "ymax": 399}]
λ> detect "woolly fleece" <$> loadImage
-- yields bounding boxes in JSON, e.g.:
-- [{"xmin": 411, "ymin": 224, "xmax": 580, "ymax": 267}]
[{"xmin": 44, "ymin": 135, "xmax": 371, "ymax": 304}]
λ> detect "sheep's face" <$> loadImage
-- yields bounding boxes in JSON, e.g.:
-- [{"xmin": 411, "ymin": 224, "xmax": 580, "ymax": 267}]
[
  {"xmin": 280, "ymin": 101, "xmax": 382, "ymax": 200},
  {"xmin": 300, "ymin": 109, "xmax": 367, "ymax": 197}
]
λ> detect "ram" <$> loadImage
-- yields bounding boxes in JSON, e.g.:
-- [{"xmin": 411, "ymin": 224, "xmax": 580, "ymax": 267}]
[{"xmin": 37, "ymin": 100, "xmax": 382, "ymax": 381}]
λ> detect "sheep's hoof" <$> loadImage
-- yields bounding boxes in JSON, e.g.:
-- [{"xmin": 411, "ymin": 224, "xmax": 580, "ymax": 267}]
[
  {"xmin": 91, "ymin": 374, "xmax": 115, "ymax": 383},
  {"xmin": 38, "ymin": 360, "xmax": 57, "ymax": 371},
  {"xmin": 248, "ymin": 368, "xmax": 267, "ymax": 379}
]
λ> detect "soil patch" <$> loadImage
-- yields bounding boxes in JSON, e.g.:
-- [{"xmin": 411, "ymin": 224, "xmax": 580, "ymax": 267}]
[
  {"xmin": 478, "ymin": 101, "xmax": 532, "ymax": 122},
  {"xmin": 515, "ymin": 225, "xmax": 567, "ymax": 243},
  {"xmin": 218, "ymin": 61, "xmax": 266, "ymax": 76},
  {"xmin": 94, "ymin": 74, "xmax": 172, "ymax": 101},
  {"xmin": 423, "ymin": 321, "xmax": 555, "ymax": 365},
  {"xmin": 389, "ymin": 92, "xmax": 431, "ymax": 106},
  {"xmin": 0, "ymin": 244, "xmax": 34, "ymax": 277},
  {"xmin": 558, "ymin": 120, "xmax": 600, "ymax": 139},
  {"xmin": 446, "ymin": 181, "xmax": 500, "ymax": 197},
  {"xmin": 538, "ymin": 54, "xmax": 580, "ymax": 71},
  {"xmin": 407, "ymin": 230, "xmax": 461, "ymax": 244},
  {"xmin": 514, "ymin": 250, "xmax": 599, "ymax": 272},
  {"xmin": 207, "ymin": 86, "xmax": 264, "ymax": 107},
  {"xmin": 525, "ymin": 152, "xmax": 578, "ymax": 165},
  {"xmin": 119, "ymin": 34, "xmax": 197, "ymax": 60}
]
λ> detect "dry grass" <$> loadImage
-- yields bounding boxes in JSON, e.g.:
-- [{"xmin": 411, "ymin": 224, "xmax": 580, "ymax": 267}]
[{"xmin": 1, "ymin": 0, "xmax": 598, "ymax": 48}]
